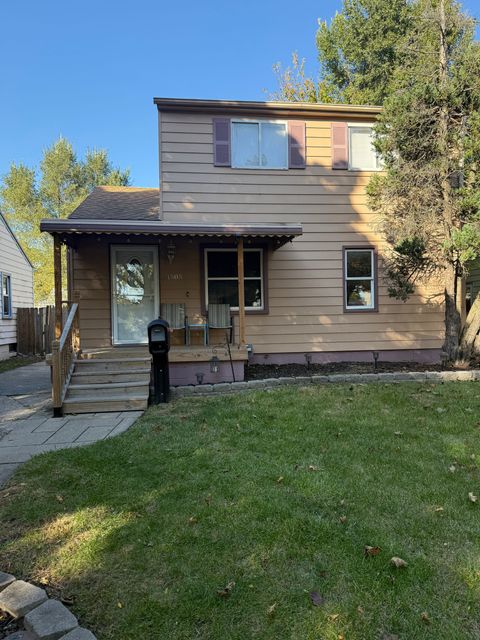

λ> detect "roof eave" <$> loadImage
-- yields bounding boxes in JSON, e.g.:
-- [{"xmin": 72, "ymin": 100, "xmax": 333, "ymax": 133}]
[
  {"xmin": 39, "ymin": 219, "xmax": 303, "ymax": 243},
  {"xmin": 153, "ymin": 97, "xmax": 382, "ymax": 118}
]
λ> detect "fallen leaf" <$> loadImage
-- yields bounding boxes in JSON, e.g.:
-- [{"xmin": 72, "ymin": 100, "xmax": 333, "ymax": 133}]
[
  {"xmin": 276, "ymin": 476, "xmax": 284, "ymax": 483},
  {"xmin": 364, "ymin": 545, "xmax": 381, "ymax": 557},
  {"xmin": 421, "ymin": 611, "xmax": 431, "ymax": 624},
  {"xmin": 338, "ymin": 635, "xmax": 345, "ymax": 640},
  {"xmin": 357, "ymin": 606, "xmax": 364, "ymax": 614},
  {"xmin": 339, "ymin": 515, "xmax": 347, "ymax": 524},
  {"xmin": 434, "ymin": 506, "xmax": 444, "ymax": 512},
  {"xmin": 394, "ymin": 431, "xmax": 402, "ymax": 436},
  {"xmin": 309, "ymin": 591, "xmax": 325, "ymax": 607},
  {"xmin": 188, "ymin": 516, "xmax": 198, "ymax": 524},
  {"xmin": 390, "ymin": 556, "xmax": 408, "ymax": 568},
  {"xmin": 55, "ymin": 495, "xmax": 64, "ymax": 503},
  {"xmin": 328, "ymin": 613, "xmax": 340, "ymax": 622},
  {"xmin": 117, "ymin": 602, "xmax": 123, "ymax": 608},
  {"xmin": 267, "ymin": 602, "xmax": 278, "ymax": 617},
  {"xmin": 468, "ymin": 492, "xmax": 478, "ymax": 503},
  {"xmin": 449, "ymin": 465, "xmax": 456, "ymax": 473},
  {"xmin": 308, "ymin": 465, "xmax": 319, "ymax": 472},
  {"xmin": 217, "ymin": 581, "xmax": 235, "ymax": 598},
  {"xmin": 436, "ymin": 407, "xmax": 446, "ymax": 414},
  {"xmin": 340, "ymin": 499, "xmax": 345, "ymax": 506}
]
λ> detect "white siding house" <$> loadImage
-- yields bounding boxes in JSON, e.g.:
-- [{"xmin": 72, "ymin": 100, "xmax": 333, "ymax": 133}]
[{"xmin": 0, "ymin": 212, "xmax": 34, "ymax": 359}]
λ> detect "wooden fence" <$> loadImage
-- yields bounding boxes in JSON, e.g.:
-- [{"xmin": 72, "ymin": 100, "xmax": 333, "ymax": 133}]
[{"xmin": 17, "ymin": 306, "xmax": 55, "ymax": 355}]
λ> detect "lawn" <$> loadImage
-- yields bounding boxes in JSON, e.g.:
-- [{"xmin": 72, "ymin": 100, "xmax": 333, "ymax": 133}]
[
  {"xmin": 1, "ymin": 382, "xmax": 480, "ymax": 639},
  {"xmin": 0, "ymin": 355, "xmax": 41, "ymax": 374}
]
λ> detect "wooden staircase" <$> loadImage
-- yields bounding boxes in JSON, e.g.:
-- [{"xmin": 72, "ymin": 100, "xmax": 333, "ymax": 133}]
[{"xmin": 63, "ymin": 349, "xmax": 151, "ymax": 414}]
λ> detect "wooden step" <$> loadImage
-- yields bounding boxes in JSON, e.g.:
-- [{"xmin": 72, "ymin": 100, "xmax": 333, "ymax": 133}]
[
  {"xmin": 67, "ymin": 381, "xmax": 149, "ymax": 398},
  {"xmin": 71, "ymin": 369, "xmax": 151, "ymax": 385},
  {"xmin": 80, "ymin": 349, "xmax": 150, "ymax": 360},
  {"xmin": 63, "ymin": 394, "xmax": 148, "ymax": 414},
  {"xmin": 75, "ymin": 357, "xmax": 151, "ymax": 372}
]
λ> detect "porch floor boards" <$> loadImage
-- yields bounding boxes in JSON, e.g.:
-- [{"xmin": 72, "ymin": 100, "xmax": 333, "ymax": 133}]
[{"xmin": 81, "ymin": 344, "xmax": 249, "ymax": 363}]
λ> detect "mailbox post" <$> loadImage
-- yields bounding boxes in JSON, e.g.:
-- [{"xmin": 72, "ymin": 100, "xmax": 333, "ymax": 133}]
[{"xmin": 147, "ymin": 318, "xmax": 171, "ymax": 404}]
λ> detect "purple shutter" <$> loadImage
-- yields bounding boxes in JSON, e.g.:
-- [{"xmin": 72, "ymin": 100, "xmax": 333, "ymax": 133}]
[
  {"xmin": 288, "ymin": 121, "xmax": 306, "ymax": 169},
  {"xmin": 213, "ymin": 118, "xmax": 231, "ymax": 167},
  {"xmin": 331, "ymin": 122, "xmax": 348, "ymax": 169}
]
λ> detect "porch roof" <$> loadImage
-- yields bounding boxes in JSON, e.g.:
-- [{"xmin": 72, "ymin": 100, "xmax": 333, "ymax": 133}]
[{"xmin": 40, "ymin": 218, "xmax": 303, "ymax": 246}]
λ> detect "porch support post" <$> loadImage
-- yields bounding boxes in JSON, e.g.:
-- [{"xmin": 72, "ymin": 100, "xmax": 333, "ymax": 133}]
[
  {"xmin": 54, "ymin": 234, "xmax": 63, "ymax": 339},
  {"xmin": 237, "ymin": 237, "xmax": 246, "ymax": 345}
]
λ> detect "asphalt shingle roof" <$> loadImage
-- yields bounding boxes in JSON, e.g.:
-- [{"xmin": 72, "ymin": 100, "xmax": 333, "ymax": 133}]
[{"xmin": 69, "ymin": 186, "xmax": 160, "ymax": 220}]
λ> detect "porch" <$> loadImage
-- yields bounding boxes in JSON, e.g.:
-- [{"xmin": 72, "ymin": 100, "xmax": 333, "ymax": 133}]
[{"xmin": 40, "ymin": 217, "xmax": 302, "ymax": 414}]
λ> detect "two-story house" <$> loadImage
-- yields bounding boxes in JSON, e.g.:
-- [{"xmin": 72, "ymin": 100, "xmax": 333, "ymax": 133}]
[{"xmin": 40, "ymin": 98, "xmax": 444, "ymax": 414}]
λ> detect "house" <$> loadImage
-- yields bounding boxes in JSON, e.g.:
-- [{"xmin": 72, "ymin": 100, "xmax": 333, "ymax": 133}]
[
  {"xmin": 0, "ymin": 212, "xmax": 34, "ymax": 360},
  {"xmin": 40, "ymin": 98, "xmax": 444, "ymax": 414}
]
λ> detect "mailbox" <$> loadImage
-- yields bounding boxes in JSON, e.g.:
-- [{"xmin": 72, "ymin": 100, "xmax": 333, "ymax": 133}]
[
  {"xmin": 148, "ymin": 319, "xmax": 170, "ymax": 355},
  {"xmin": 147, "ymin": 318, "xmax": 170, "ymax": 403}
]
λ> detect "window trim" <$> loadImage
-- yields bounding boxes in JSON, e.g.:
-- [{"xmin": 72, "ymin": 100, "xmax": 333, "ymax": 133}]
[
  {"xmin": 347, "ymin": 123, "xmax": 381, "ymax": 171},
  {"xmin": 343, "ymin": 247, "xmax": 378, "ymax": 313},
  {"xmin": 203, "ymin": 247, "xmax": 266, "ymax": 312},
  {"xmin": 1, "ymin": 272, "xmax": 12, "ymax": 319},
  {"xmin": 231, "ymin": 119, "xmax": 289, "ymax": 170}
]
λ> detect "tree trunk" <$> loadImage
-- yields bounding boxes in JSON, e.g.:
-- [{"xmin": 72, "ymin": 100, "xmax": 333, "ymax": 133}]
[
  {"xmin": 458, "ymin": 292, "xmax": 480, "ymax": 363},
  {"xmin": 444, "ymin": 266, "xmax": 462, "ymax": 361}
]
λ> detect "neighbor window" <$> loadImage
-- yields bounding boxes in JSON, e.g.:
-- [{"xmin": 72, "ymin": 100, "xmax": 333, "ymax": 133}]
[
  {"xmin": 1, "ymin": 274, "xmax": 12, "ymax": 318},
  {"xmin": 344, "ymin": 249, "xmax": 376, "ymax": 311},
  {"xmin": 205, "ymin": 248, "xmax": 264, "ymax": 310},
  {"xmin": 232, "ymin": 121, "xmax": 288, "ymax": 169},
  {"xmin": 348, "ymin": 126, "xmax": 380, "ymax": 171}
]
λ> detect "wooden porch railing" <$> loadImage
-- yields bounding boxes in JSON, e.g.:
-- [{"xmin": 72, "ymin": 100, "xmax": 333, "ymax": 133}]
[{"xmin": 51, "ymin": 297, "xmax": 80, "ymax": 417}]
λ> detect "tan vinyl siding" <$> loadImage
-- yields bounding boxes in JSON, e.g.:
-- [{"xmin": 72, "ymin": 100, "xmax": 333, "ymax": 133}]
[
  {"xmin": 0, "ymin": 216, "xmax": 34, "ymax": 348},
  {"xmin": 157, "ymin": 111, "xmax": 443, "ymax": 355},
  {"xmin": 73, "ymin": 110, "xmax": 444, "ymax": 355}
]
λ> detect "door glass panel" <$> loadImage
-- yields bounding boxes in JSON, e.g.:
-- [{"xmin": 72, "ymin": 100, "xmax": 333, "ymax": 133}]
[{"xmin": 114, "ymin": 249, "xmax": 157, "ymax": 343}]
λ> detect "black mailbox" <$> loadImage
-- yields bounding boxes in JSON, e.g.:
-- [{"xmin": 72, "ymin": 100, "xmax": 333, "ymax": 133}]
[{"xmin": 147, "ymin": 318, "xmax": 170, "ymax": 403}]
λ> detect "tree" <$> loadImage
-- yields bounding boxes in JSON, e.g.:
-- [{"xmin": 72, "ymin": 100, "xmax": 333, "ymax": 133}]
[
  {"xmin": 0, "ymin": 138, "xmax": 130, "ymax": 304},
  {"xmin": 367, "ymin": 0, "xmax": 480, "ymax": 361},
  {"xmin": 272, "ymin": 0, "xmax": 412, "ymax": 105}
]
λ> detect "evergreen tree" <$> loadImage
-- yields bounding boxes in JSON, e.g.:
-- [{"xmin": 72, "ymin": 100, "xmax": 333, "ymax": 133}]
[
  {"xmin": 367, "ymin": 0, "xmax": 480, "ymax": 361},
  {"xmin": 272, "ymin": 0, "xmax": 412, "ymax": 105}
]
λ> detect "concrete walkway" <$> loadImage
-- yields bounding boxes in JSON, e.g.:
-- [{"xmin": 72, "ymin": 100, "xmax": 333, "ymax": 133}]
[{"xmin": 0, "ymin": 361, "xmax": 143, "ymax": 486}]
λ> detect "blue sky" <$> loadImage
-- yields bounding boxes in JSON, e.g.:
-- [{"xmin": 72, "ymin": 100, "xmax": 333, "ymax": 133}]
[{"xmin": 1, "ymin": 0, "xmax": 478, "ymax": 188}]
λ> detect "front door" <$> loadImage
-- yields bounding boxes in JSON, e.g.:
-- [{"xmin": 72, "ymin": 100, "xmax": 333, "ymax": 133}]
[{"xmin": 111, "ymin": 245, "xmax": 159, "ymax": 345}]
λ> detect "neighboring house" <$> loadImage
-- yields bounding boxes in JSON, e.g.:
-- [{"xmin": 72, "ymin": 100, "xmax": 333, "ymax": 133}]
[
  {"xmin": 40, "ymin": 98, "xmax": 444, "ymax": 414},
  {"xmin": 0, "ymin": 212, "xmax": 34, "ymax": 360}
]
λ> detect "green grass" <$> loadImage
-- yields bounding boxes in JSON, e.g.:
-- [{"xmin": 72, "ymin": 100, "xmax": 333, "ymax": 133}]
[
  {"xmin": 0, "ymin": 355, "xmax": 41, "ymax": 374},
  {"xmin": 1, "ymin": 383, "xmax": 480, "ymax": 639}
]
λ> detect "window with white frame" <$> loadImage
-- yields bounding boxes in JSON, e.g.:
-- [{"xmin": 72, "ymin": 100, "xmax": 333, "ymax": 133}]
[
  {"xmin": 1, "ymin": 274, "xmax": 12, "ymax": 318},
  {"xmin": 232, "ymin": 120, "xmax": 288, "ymax": 169},
  {"xmin": 205, "ymin": 248, "xmax": 264, "ymax": 310},
  {"xmin": 344, "ymin": 249, "xmax": 376, "ymax": 310},
  {"xmin": 348, "ymin": 126, "xmax": 380, "ymax": 171}
]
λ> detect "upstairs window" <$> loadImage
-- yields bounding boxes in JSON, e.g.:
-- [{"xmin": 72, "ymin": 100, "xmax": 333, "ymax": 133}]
[
  {"xmin": 348, "ymin": 126, "xmax": 381, "ymax": 171},
  {"xmin": 1, "ymin": 274, "xmax": 12, "ymax": 318},
  {"xmin": 232, "ymin": 121, "xmax": 288, "ymax": 169},
  {"xmin": 344, "ymin": 249, "xmax": 376, "ymax": 311}
]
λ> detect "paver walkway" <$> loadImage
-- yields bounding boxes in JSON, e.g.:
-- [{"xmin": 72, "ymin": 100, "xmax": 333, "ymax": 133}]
[{"xmin": 0, "ymin": 361, "xmax": 143, "ymax": 486}]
